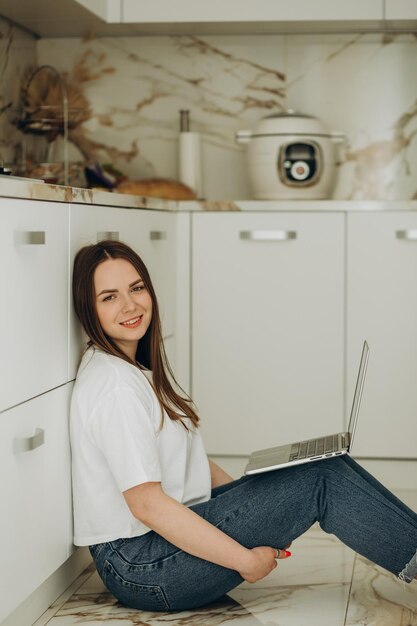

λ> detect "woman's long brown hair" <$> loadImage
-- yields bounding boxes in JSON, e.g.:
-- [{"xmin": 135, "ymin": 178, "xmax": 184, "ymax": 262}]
[{"xmin": 72, "ymin": 239, "xmax": 199, "ymax": 429}]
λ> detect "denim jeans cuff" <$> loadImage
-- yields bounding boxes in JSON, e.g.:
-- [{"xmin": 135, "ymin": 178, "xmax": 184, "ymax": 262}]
[{"xmin": 399, "ymin": 549, "xmax": 417, "ymax": 583}]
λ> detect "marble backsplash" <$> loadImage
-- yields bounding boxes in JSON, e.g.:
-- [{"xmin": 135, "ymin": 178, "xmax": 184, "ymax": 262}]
[{"xmin": 4, "ymin": 26, "xmax": 417, "ymax": 200}]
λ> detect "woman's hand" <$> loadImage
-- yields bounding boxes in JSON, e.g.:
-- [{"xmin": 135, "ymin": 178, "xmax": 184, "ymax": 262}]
[{"xmin": 238, "ymin": 546, "xmax": 291, "ymax": 583}]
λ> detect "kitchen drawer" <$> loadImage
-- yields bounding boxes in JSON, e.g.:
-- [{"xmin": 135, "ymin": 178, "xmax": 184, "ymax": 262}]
[
  {"xmin": 0, "ymin": 383, "xmax": 73, "ymax": 623},
  {"xmin": 69, "ymin": 204, "xmax": 176, "ymax": 378},
  {"xmin": 0, "ymin": 198, "xmax": 69, "ymax": 411},
  {"xmin": 122, "ymin": 0, "xmax": 383, "ymax": 25}
]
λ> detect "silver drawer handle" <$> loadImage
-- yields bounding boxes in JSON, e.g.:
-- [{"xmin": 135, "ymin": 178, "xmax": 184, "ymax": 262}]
[
  {"xmin": 396, "ymin": 230, "xmax": 417, "ymax": 241},
  {"xmin": 15, "ymin": 231, "xmax": 46, "ymax": 245},
  {"xmin": 150, "ymin": 231, "xmax": 167, "ymax": 241},
  {"xmin": 97, "ymin": 231, "xmax": 119, "ymax": 241},
  {"xmin": 13, "ymin": 428, "xmax": 45, "ymax": 454},
  {"xmin": 240, "ymin": 230, "xmax": 297, "ymax": 242}
]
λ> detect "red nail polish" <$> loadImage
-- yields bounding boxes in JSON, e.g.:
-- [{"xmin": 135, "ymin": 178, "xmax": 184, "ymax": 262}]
[{"xmin": 285, "ymin": 550, "xmax": 292, "ymax": 557}]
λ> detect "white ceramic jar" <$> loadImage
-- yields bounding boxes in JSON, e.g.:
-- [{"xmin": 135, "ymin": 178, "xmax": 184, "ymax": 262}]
[{"xmin": 236, "ymin": 111, "xmax": 344, "ymax": 200}]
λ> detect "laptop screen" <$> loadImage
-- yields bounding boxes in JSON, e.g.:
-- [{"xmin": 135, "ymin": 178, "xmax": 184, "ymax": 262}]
[{"xmin": 347, "ymin": 341, "xmax": 370, "ymax": 449}]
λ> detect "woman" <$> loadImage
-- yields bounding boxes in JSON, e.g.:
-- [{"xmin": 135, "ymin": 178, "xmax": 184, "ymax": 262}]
[{"xmin": 71, "ymin": 239, "xmax": 417, "ymax": 612}]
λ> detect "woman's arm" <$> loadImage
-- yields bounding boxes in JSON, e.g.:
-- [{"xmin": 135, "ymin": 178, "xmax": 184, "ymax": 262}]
[
  {"xmin": 123, "ymin": 481, "xmax": 286, "ymax": 583},
  {"xmin": 208, "ymin": 458, "xmax": 234, "ymax": 487}
]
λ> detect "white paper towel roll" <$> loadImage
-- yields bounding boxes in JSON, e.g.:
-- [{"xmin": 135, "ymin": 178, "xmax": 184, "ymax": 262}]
[{"xmin": 179, "ymin": 131, "xmax": 202, "ymax": 198}]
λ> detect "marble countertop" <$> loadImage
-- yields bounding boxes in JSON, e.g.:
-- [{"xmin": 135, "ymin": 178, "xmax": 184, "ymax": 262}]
[
  {"xmin": 1, "ymin": 176, "xmax": 417, "ymax": 212},
  {"xmin": 0, "ymin": 177, "xmax": 178, "ymax": 211}
]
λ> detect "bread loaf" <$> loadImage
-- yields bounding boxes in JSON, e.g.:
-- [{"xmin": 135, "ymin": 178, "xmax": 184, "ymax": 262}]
[{"xmin": 116, "ymin": 178, "xmax": 197, "ymax": 200}]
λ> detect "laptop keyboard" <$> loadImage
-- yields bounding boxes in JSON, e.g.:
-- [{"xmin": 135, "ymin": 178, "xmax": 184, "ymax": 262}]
[{"xmin": 289, "ymin": 434, "xmax": 342, "ymax": 461}]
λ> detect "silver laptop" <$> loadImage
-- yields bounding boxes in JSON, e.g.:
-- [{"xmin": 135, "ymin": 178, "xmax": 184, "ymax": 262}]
[{"xmin": 244, "ymin": 341, "xmax": 369, "ymax": 475}]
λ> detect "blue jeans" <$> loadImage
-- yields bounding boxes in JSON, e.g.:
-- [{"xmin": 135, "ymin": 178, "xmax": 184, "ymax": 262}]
[{"xmin": 89, "ymin": 456, "xmax": 417, "ymax": 611}]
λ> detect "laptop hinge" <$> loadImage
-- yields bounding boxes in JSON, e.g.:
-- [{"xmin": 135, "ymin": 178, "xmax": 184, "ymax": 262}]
[{"xmin": 341, "ymin": 432, "xmax": 351, "ymax": 449}]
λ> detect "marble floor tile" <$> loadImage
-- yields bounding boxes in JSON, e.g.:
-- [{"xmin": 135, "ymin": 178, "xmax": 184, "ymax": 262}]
[
  {"xmin": 44, "ymin": 582, "xmax": 352, "ymax": 626},
  {"xmin": 345, "ymin": 555, "xmax": 417, "ymax": 626},
  {"xmin": 32, "ymin": 564, "xmax": 96, "ymax": 626}
]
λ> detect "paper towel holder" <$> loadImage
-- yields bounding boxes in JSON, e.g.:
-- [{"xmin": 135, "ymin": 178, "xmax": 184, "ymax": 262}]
[{"xmin": 178, "ymin": 109, "xmax": 203, "ymax": 198}]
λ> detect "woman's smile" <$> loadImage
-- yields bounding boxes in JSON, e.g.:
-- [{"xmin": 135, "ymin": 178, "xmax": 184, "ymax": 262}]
[{"xmin": 119, "ymin": 315, "xmax": 143, "ymax": 328}]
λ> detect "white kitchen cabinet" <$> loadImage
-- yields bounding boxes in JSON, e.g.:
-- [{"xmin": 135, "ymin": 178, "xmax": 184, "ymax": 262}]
[
  {"xmin": 122, "ymin": 0, "xmax": 383, "ymax": 25},
  {"xmin": 0, "ymin": 198, "xmax": 69, "ymax": 412},
  {"xmin": 69, "ymin": 204, "xmax": 177, "ymax": 379},
  {"xmin": 0, "ymin": 383, "xmax": 73, "ymax": 623},
  {"xmin": 192, "ymin": 212, "xmax": 345, "ymax": 455},
  {"xmin": 347, "ymin": 212, "xmax": 417, "ymax": 459},
  {"xmin": 13, "ymin": 0, "xmax": 417, "ymax": 36}
]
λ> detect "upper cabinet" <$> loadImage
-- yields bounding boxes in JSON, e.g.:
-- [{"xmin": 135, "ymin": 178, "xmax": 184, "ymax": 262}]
[
  {"xmin": 75, "ymin": 0, "xmax": 417, "ymax": 34},
  {"xmin": 3, "ymin": 0, "xmax": 415, "ymax": 37},
  {"xmin": 0, "ymin": 0, "xmax": 130, "ymax": 37},
  {"xmin": 74, "ymin": 0, "xmax": 121, "ymax": 22},
  {"xmin": 122, "ymin": 0, "xmax": 383, "ymax": 29}
]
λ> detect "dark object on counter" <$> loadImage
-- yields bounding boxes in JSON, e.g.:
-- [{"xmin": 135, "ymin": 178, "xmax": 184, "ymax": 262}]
[
  {"xmin": 0, "ymin": 166, "xmax": 12, "ymax": 175},
  {"xmin": 84, "ymin": 162, "xmax": 127, "ymax": 189},
  {"xmin": 84, "ymin": 162, "xmax": 118, "ymax": 189}
]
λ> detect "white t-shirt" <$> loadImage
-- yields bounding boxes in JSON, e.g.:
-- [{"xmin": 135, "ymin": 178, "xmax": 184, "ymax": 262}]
[{"xmin": 70, "ymin": 347, "xmax": 211, "ymax": 546}]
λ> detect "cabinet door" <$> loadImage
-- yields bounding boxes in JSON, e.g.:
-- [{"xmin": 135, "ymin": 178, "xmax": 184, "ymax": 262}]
[
  {"xmin": 0, "ymin": 383, "xmax": 73, "ymax": 623},
  {"xmin": 192, "ymin": 212, "xmax": 345, "ymax": 455},
  {"xmin": 385, "ymin": 0, "xmax": 417, "ymax": 19},
  {"xmin": 69, "ymin": 205, "xmax": 175, "ymax": 379},
  {"xmin": 347, "ymin": 212, "xmax": 417, "ymax": 458},
  {"xmin": 121, "ymin": 210, "xmax": 177, "ymax": 343},
  {"xmin": 0, "ymin": 199, "xmax": 69, "ymax": 412},
  {"xmin": 123, "ymin": 0, "xmax": 382, "ymax": 23}
]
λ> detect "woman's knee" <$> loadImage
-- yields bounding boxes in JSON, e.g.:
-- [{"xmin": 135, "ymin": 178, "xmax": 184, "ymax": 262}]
[{"xmin": 313, "ymin": 455, "xmax": 351, "ymax": 476}]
